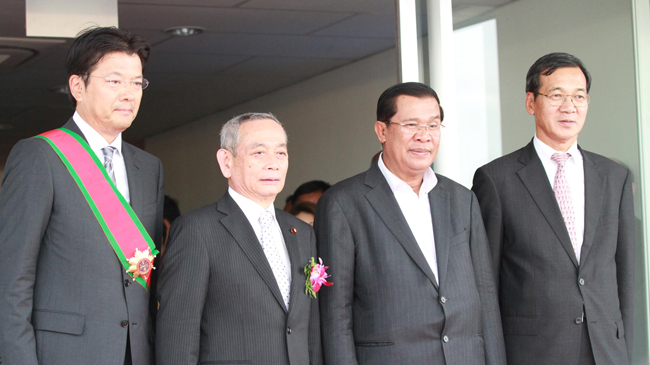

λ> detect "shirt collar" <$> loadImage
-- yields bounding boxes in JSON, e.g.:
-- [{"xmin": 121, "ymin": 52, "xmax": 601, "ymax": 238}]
[
  {"xmin": 228, "ymin": 187, "xmax": 276, "ymax": 224},
  {"xmin": 73, "ymin": 111, "xmax": 123, "ymax": 155},
  {"xmin": 533, "ymin": 134, "xmax": 582, "ymax": 164},
  {"xmin": 377, "ymin": 152, "xmax": 438, "ymax": 196}
]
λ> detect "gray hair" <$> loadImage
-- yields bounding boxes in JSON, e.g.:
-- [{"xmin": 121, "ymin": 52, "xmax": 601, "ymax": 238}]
[{"xmin": 220, "ymin": 112, "xmax": 286, "ymax": 156}]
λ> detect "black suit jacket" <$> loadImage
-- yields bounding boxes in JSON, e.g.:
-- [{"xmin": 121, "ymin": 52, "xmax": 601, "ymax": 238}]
[
  {"xmin": 0, "ymin": 119, "xmax": 164, "ymax": 365},
  {"xmin": 156, "ymin": 191, "xmax": 322, "ymax": 365},
  {"xmin": 472, "ymin": 141, "xmax": 635, "ymax": 365},
  {"xmin": 315, "ymin": 163, "xmax": 506, "ymax": 365}
]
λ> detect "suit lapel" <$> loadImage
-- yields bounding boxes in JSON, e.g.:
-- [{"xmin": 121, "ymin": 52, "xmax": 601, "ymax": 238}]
[
  {"xmin": 217, "ymin": 194, "xmax": 287, "ymax": 312},
  {"xmin": 277, "ymin": 212, "xmax": 302, "ymax": 314},
  {"xmin": 517, "ymin": 142, "xmax": 579, "ymax": 268},
  {"xmin": 580, "ymin": 149, "xmax": 605, "ymax": 266},
  {"xmin": 364, "ymin": 165, "xmax": 439, "ymax": 289},
  {"xmin": 123, "ymin": 144, "xmax": 143, "ymax": 216},
  {"xmin": 429, "ymin": 182, "xmax": 449, "ymax": 289}
]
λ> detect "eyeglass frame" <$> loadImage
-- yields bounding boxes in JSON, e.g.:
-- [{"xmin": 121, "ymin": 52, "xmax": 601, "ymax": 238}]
[
  {"xmin": 536, "ymin": 92, "xmax": 591, "ymax": 107},
  {"xmin": 387, "ymin": 121, "xmax": 444, "ymax": 134},
  {"xmin": 84, "ymin": 74, "xmax": 150, "ymax": 90}
]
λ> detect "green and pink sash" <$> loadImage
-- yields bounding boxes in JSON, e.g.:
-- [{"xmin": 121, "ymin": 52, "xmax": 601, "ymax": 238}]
[{"xmin": 35, "ymin": 128, "xmax": 157, "ymax": 293}]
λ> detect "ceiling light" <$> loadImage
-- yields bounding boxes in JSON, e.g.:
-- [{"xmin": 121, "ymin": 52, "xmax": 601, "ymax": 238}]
[{"xmin": 165, "ymin": 26, "xmax": 204, "ymax": 37}]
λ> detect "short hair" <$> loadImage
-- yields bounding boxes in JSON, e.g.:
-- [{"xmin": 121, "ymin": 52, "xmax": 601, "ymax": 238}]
[
  {"xmin": 66, "ymin": 26, "xmax": 151, "ymax": 107},
  {"xmin": 220, "ymin": 112, "xmax": 286, "ymax": 156},
  {"xmin": 163, "ymin": 195, "xmax": 181, "ymax": 223},
  {"xmin": 377, "ymin": 82, "xmax": 444, "ymax": 124},
  {"xmin": 525, "ymin": 52, "xmax": 591, "ymax": 99},
  {"xmin": 291, "ymin": 180, "xmax": 331, "ymax": 205},
  {"xmin": 290, "ymin": 201, "xmax": 317, "ymax": 217}
]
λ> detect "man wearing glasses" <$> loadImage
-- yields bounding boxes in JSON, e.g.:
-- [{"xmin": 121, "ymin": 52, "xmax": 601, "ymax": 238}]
[
  {"xmin": 0, "ymin": 27, "xmax": 163, "ymax": 365},
  {"xmin": 472, "ymin": 52, "xmax": 634, "ymax": 365},
  {"xmin": 315, "ymin": 82, "xmax": 506, "ymax": 364}
]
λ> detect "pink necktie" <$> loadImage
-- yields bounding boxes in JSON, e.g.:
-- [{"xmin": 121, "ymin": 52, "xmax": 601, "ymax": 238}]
[{"xmin": 551, "ymin": 153, "xmax": 579, "ymax": 258}]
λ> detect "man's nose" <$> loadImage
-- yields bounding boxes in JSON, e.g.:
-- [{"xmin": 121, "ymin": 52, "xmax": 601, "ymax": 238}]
[{"xmin": 414, "ymin": 126, "xmax": 432, "ymax": 141}]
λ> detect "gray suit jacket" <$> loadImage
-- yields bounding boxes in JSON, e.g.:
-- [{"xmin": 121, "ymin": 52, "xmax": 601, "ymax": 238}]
[
  {"xmin": 314, "ymin": 163, "xmax": 506, "ymax": 365},
  {"xmin": 155, "ymin": 191, "xmax": 323, "ymax": 365},
  {"xmin": 0, "ymin": 119, "xmax": 164, "ymax": 365},
  {"xmin": 472, "ymin": 141, "xmax": 635, "ymax": 365}
]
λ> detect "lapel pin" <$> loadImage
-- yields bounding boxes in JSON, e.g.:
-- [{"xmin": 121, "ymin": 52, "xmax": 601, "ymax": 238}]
[{"xmin": 290, "ymin": 227, "xmax": 297, "ymax": 234}]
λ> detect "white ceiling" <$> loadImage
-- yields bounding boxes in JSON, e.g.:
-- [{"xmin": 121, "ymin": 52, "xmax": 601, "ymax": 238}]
[{"xmin": 0, "ymin": 0, "xmax": 515, "ymax": 164}]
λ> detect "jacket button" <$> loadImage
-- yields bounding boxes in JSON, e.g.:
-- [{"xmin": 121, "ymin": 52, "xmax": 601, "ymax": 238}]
[
  {"xmin": 440, "ymin": 296, "xmax": 447, "ymax": 304},
  {"xmin": 287, "ymin": 327, "xmax": 292, "ymax": 334},
  {"xmin": 442, "ymin": 335, "xmax": 449, "ymax": 343},
  {"xmin": 121, "ymin": 320, "xmax": 129, "ymax": 328},
  {"xmin": 579, "ymin": 278, "xmax": 585, "ymax": 286},
  {"xmin": 124, "ymin": 280, "xmax": 130, "ymax": 287},
  {"xmin": 575, "ymin": 317, "xmax": 583, "ymax": 324}
]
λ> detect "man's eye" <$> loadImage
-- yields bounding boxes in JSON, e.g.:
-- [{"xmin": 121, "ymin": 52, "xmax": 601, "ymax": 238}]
[
  {"xmin": 404, "ymin": 123, "xmax": 419, "ymax": 129},
  {"xmin": 132, "ymin": 80, "xmax": 143, "ymax": 87},
  {"xmin": 107, "ymin": 79, "xmax": 122, "ymax": 86},
  {"xmin": 427, "ymin": 123, "xmax": 439, "ymax": 129},
  {"xmin": 549, "ymin": 93, "xmax": 564, "ymax": 100},
  {"xmin": 573, "ymin": 94, "xmax": 586, "ymax": 100}
]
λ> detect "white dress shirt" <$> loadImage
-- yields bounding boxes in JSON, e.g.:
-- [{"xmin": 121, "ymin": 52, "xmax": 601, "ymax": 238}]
[
  {"xmin": 533, "ymin": 135, "xmax": 585, "ymax": 261},
  {"xmin": 378, "ymin": 153, "xmax": 439, "ymax": 283},
  {"xmin": 73, "ymin": 112, "xmax": 130, "ymax": 203},
  {"xmin": 228, "ymin": 187, "xmax": 292, "ymax": 282}
]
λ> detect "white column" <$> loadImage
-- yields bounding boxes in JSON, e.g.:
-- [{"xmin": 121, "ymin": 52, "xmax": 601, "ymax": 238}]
[
  {"xmin": 632, "ymin": 0, "xmax": 650, "ymax": 362},
  {"xmin": 427, "ymin": 0, "xmax": 460, "ymax": 181},
  {"xmin": 396, "ymin": 0, "xmax": 421, "ymax": 82}
]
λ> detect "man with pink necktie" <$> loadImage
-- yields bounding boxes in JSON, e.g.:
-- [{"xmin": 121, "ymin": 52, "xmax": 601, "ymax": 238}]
[{"xmin": 472, "ymin": 52, "xmax": 634, "ymax": 365}]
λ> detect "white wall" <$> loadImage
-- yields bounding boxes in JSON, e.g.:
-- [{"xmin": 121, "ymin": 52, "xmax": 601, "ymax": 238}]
[
  {"xmin": 495, "ymin": 0, "xmax": 648, "ymax": 363},
  {"xmin": 146, "ymin": 48, "xmax": 398, "ymax": 213}
]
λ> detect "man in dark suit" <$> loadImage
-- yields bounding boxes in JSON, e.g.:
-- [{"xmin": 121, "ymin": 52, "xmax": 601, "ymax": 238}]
[
  {"xmin": 156, "ymin": 113, "xmax": 322, "ymax": 364},
  {"xmin": 315, "ymin": 82, "xmax": 506, "ymax": 365},
  {"xmin": 472, "ymin": 52, "xmax": 634, "ymax": 365},
  {"xmin": 0, "ymin": 27, "xmax": 163, "ymax": 365}
]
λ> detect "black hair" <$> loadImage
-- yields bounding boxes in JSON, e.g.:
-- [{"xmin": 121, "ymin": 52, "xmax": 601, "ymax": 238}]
[
  {"xmin": 163, "ymin": 195, "xmax": 181, "ymax": 223},
  {"xmin": 525, "ymin": 52, "xmax": 591, "ymax": 99},
  {"xmin": 376, "ymin": 82, "xmax": 444, "ymax": 123},
  {"xmin": 66, "ymin": 26, "xmax": 150, "ymax": 107},
  {"xmin": 291, "ymin": 180, "xmax": 331, "ymax": 205}
]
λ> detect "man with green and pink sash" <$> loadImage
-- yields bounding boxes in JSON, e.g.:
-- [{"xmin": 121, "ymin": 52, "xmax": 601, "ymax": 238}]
[{"xmin": 0, "ymin": 27, "xmax": 163, "ymax": 365}]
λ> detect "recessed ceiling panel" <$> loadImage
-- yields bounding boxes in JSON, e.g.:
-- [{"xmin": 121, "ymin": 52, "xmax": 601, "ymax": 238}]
[
  {"xmin": 119, "ymin": 0, "xmax": 246, "ymax": 6},
  {"xmin": 119, "ymin": 4, "xmax": 354, "ymax": 35},
  {"xmin": 222, "ymin": 56, "xmax": 350, "ymax": 78},
  {"xmin": 241, "ymin": 0, "xmax": 395, "ymax": 15},
  {"xmin": 312, "ymin": 13, "xmax": 397, "ymax": 38},
  {"xmin": 155, "ymin": 33, "xmax": 395, "ymax": 59},
  {"xmin": 144, "ymin": 53, "xmax": 249, "ymax": 74}
]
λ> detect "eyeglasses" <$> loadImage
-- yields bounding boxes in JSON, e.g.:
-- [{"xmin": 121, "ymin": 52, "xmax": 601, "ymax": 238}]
[
  {"xmin": 537, "ymin": 92, "xmax": 590, "ymax": 107},
  {"xmin": 86, "ymin": 75, "xmax": 149, "ymax": 90},
  {"xmin": 388, "ymin": 121, "xmax": 443, "ymax": 134}
]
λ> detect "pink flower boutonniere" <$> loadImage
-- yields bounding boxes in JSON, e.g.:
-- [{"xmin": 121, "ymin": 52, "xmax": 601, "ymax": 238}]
[{"xmin": 304, "ymin": 257, "xmax": 332, "ymax": 299}]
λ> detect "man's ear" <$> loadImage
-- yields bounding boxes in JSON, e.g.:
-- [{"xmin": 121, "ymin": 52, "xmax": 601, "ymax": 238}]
[
  {"xmin": 525, "ymin": 92, "xmax": 536, "ymax": 116},
  {"xmin": 69, "ymin": 75, "xmax": 84, "ymax": 103},
  {"xmin": 374, "ymin": 121, "xmax": 388, "ymax": 144},
  {"xmin": 216, "ymin": 149, "xmax": 233, "ymax": 178}
]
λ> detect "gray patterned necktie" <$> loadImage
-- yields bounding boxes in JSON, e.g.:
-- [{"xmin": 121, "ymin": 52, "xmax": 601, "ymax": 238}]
[
  {"xmin": 259, "ymin": 211, "xmax": 291, "ymax": 309},
  {"xmin": 102, "ymin": 146, "xmax": 117, "ymax": 183}
]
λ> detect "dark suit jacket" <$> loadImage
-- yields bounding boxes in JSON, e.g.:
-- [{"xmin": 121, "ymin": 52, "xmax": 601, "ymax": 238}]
[
  {"xmin": 314, "ymin": 163, "xmax": 506, "ymax": 365},
  {"xmin": 0, "ymin": 119, "xmax": 164, "ymax": 365},
  {"xmin": 472, "ymin": 141, "xmax": 635, "ymax": 365},
  {"xmin": 155, "ymin": 191, "xmax": 322, "ymax": 365}
]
